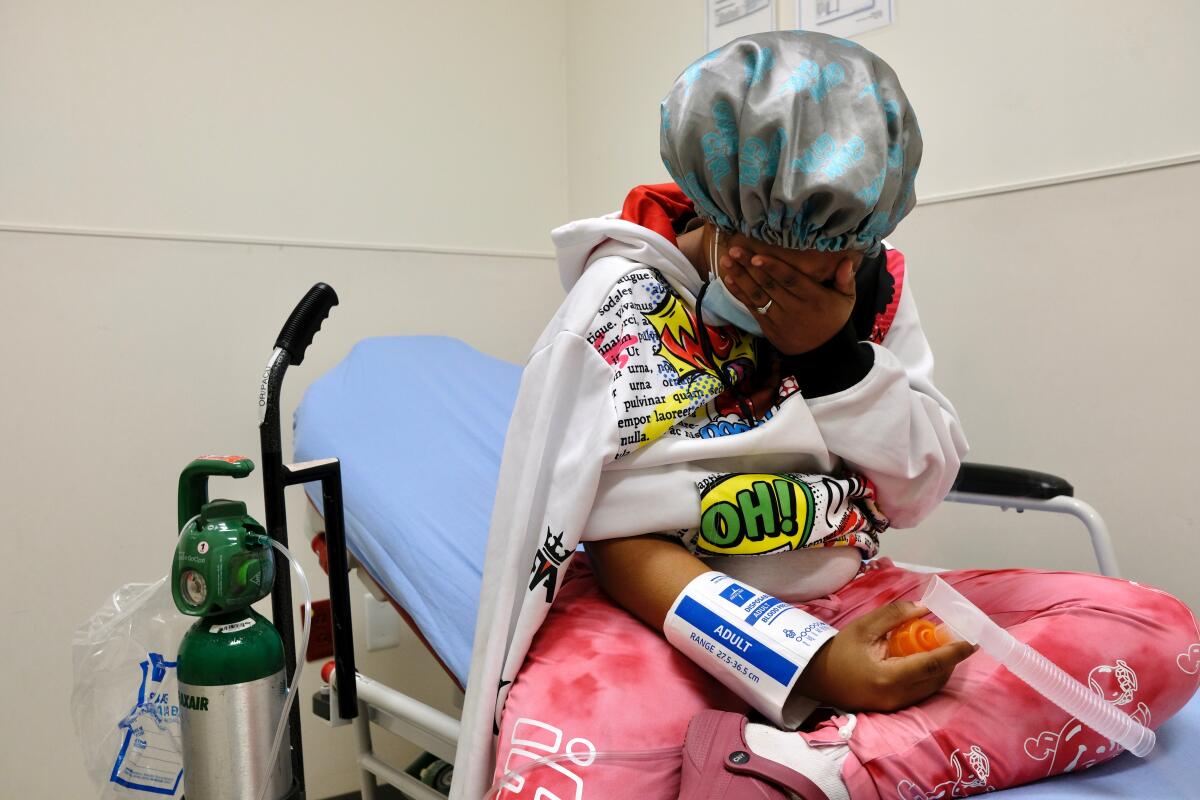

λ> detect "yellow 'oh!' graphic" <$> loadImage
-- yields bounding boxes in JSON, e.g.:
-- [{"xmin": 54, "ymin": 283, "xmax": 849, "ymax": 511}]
[{"xmin": 698, "ymin": 474, "xmax": 815, "ymax": 555}]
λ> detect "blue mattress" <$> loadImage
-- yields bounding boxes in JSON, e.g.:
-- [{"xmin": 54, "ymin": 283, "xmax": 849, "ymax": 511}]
[
  {"xmin": 1002, "ymin": 699, "xmax": 1199, "ymax": 797},
  {"xmin": 295, "ymin": 336, "xmax": 521, "ymax": 685},
  {"xmin": 294, "ymin": 335, "xmax": 1199, "ymax": 795}
]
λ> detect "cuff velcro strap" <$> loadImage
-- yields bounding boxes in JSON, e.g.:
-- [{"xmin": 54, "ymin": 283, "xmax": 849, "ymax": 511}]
[{"xmin": 664, "ymin": 572, "xmax": 837, "ymax": 728}]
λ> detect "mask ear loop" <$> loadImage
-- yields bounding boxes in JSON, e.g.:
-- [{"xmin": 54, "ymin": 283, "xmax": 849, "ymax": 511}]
[
  {"xmin": 696, "ymin": 226, "xmax": 758, "ymax": 429},
  {"xmin": 710, "ymin": 226, "xmax": 720, "ymax": 283}
]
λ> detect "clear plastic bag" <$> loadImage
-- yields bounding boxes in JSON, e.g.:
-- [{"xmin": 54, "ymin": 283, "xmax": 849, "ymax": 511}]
[{"xmin": 72, "ymin": 577, "xmax": 192, "ymax": 798}]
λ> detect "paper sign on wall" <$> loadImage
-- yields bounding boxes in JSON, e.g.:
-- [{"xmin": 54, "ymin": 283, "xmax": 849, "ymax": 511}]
[
  {"xmin": 707, "ymin": 0, "xmax": 777, "ymax": 51},
  {"xmin": 796, "ymin": 0, "xmax": 893, "ymax": 39}
]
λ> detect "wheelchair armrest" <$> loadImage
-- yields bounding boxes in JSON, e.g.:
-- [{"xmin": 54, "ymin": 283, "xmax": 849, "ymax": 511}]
[{"xmin": 951, "ymin": 462, "xmax": 1074, "ymax": 500}]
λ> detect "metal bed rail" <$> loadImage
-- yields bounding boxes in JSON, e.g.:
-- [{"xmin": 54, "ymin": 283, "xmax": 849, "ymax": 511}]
[
  {"xmin": 317, "ymin": 668, "xmax": 461, "ymax": 800},
  {"xmin": 946, "ymin": 462, "xmax": 1120, "ymax": 578},
  {"xmin": 945, "ymin": 491, "xmax": 1119, "ymax": 577}
]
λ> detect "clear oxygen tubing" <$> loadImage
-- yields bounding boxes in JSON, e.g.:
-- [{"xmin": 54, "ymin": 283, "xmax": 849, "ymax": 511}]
[
  {"xmin": 256, "ymin": 535, "xmax": 312, "ymax": 800},
  {"xmin": 921, "ymin": 575, "xmax": 1156, "ymax": 758},
  {"xmin": 482, "ymin": 747, "xmax": 682, "ymax": 799}
]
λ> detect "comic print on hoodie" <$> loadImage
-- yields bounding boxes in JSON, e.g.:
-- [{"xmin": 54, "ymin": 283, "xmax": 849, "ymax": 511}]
[{"xmin": 590, "ymin": 260, "xmax": 889, "ymax": 559}]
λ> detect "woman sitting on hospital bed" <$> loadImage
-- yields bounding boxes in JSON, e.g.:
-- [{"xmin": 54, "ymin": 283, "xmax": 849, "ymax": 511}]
[{"xmin": 459, "ymin": 31, "xmax": 1200, "ymax": 800}]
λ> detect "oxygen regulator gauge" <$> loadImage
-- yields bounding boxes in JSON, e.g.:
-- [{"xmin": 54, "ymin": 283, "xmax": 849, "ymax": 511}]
[
  {"xmin": 173, "ymin": 460, "xmax": 276, "ymax": 617},
  {"xmin": 180, "ymin": 569, "xmax": 207, "ymax": 607}
]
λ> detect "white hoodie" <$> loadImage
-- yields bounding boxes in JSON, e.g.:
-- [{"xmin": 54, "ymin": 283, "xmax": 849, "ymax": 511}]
[{"xmin": 451, "ymin": 190, "xmax": 967, "ymax": 797}]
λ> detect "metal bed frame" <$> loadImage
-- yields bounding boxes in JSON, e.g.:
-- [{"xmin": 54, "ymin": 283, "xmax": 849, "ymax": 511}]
[{"xmin": 262, "ymin": 283, "xmax": 1121, "ymax": 800}]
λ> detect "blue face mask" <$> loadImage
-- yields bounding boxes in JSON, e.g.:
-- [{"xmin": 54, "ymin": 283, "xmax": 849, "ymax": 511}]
[
  {"xmin": 702, "ymin": 277, "xmax": 763, "ymax": 336},
  {"xmin": 699, "ymin": 229, "xmax": 764, "ymax": 336}
]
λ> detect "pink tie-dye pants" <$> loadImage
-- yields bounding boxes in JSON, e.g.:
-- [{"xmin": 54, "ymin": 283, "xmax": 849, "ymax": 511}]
[{"xmin": 494, "ymin": 557, "xmax": 1200, "ymax": 799}]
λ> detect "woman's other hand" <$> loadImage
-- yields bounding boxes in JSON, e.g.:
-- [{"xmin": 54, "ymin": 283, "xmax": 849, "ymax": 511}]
[
  {"xmin": 795, "ymin": 601, "xmax": 976, "ymax": 712},
  {"xmin": 721, "ymin": 243, "xmax": 858, "ymax": 355}
]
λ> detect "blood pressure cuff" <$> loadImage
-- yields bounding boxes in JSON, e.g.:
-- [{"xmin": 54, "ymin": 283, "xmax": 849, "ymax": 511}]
[{"xmin": 664, "ymin": 572, "xmax": 836, "ymax": 728}]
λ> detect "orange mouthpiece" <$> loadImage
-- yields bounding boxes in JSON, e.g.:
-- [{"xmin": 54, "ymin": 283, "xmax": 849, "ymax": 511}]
[{"xmin": 887, "ymin": 618, "xmax": 955, "ymax": 657}]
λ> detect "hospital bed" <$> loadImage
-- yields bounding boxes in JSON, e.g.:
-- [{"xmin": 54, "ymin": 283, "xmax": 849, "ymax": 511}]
[{"xmin": 293, "ymin": 335, "xmax": 1200, "ymax": 800}]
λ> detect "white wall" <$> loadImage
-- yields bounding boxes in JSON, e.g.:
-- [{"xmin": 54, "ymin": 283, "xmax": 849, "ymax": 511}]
[
  {"xmin": 564, "ymin": 1, "xmax": 703, "ymax": 220},
  {"xmin": 566, "ymin": 0, "xmax": 1200, "ymax": 215},
  {"xmin": 0, "ymin": 2, "xmax": 568, "ymax": 798},
  {"xmin": 0, "ymin": 1, "xmax": 567, "ymax": 255},
  {"xmin": 563, "ymin": 0, "xmax": 1200, "ymax": 609},
  {"xmin": 794, "ymin": 0, "xmax": 1200, "ymax": 200}
]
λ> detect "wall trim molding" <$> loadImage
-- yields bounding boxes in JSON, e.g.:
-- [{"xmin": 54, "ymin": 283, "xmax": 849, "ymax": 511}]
[
  {"xmin": 0, "ymin": 222, "xmax": 559, "ymax": 260},
  {"xmin": 917, "ymin": 152, "xmax": 1200, "ymax": 206},
  {"xmin": 3, "ymin": 153, "xmax": 1196, "ymax": 253}
]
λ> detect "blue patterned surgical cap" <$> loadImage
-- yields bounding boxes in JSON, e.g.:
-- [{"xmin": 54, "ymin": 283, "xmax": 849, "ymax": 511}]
[{"xmin": 660, "ymin": 31, "xmax": 921, "ymax": 253}]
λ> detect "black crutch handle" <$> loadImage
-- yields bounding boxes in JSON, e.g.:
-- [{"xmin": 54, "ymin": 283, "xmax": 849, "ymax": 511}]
[{"xmin": 274, "ymin": 283, "xmax": 339, "ymax": 366}]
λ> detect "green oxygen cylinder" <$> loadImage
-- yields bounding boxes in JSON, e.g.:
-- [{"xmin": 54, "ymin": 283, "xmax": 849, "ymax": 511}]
[{"xmin": 172, "ymin": 456, "xmax": 292, "ymax": 800}]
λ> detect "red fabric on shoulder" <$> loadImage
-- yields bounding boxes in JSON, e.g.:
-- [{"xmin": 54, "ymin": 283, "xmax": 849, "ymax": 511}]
[
  {"xmin": 871, "ymin": 247, "xmax": 907, "ymax": 344},
  {"xmin": 620, "ymin": 183, "xmax": 695, "ymax": 245}
]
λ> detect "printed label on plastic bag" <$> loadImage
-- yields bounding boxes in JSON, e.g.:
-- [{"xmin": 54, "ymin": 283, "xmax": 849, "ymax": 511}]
[
  {"xmin": 109, "ymin": 653, "xmax": 183, "ymax": 794},
  {"xmin": 73, "ymin": 577, "xmax": 190, "ymax": 798}
]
